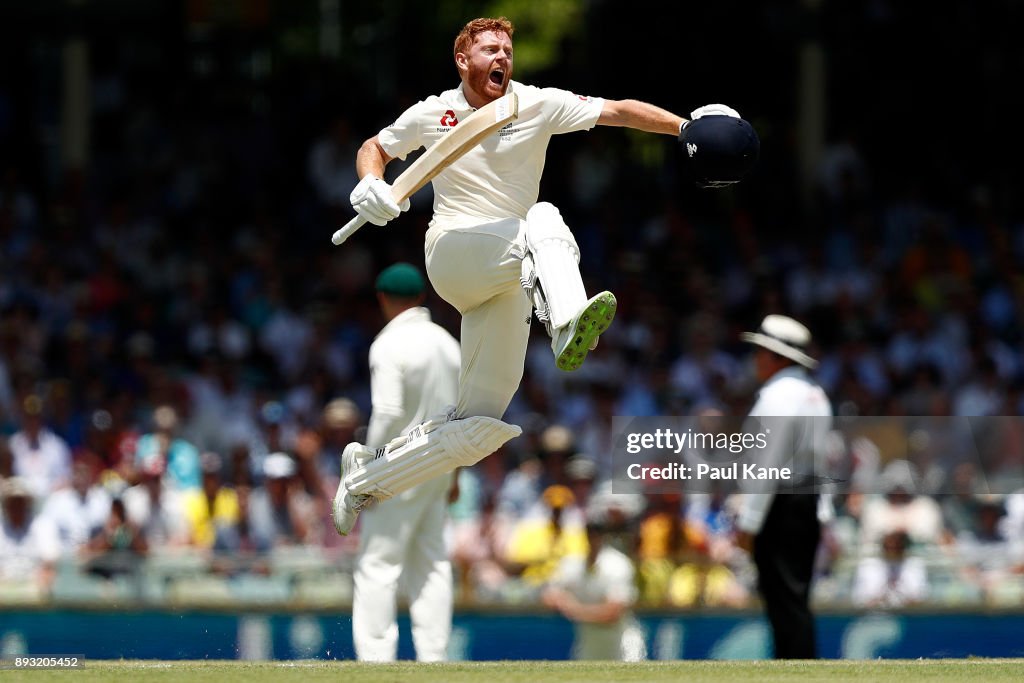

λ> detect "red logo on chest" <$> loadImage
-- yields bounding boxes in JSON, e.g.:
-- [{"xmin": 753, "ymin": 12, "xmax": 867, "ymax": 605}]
[{"xmin": 439, "ymin": 110, "xmax": 459, "ymax": 127}]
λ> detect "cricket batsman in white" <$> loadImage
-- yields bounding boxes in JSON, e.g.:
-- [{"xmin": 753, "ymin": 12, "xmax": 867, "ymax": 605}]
[{"xmin": 334, "ymin": 16, "xmax": 756, "ymax": 534}]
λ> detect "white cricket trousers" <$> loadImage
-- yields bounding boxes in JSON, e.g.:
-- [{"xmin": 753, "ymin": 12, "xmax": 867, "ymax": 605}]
[
  {"xmin": 424, "ymin": 218, "xmax": 532, "ymax": 420},
  {"xmin": 352, "ymin": 477, "xmax": 452, "ymax": 661}
]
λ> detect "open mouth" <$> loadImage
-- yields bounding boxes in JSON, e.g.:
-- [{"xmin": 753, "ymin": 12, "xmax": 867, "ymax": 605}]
[{"xmin": 489, "ymin": 69, "xmax": 504, "ymax": 86}]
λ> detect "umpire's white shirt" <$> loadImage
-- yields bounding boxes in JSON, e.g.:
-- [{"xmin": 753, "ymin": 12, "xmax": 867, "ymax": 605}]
[
  {"xmin": 366, "ymin": 306, "xmax": 460, "ymax": 449},
  {"xmin": 377, "ymin": 81, "xmax": 604, "ymax": 230},
  {"xmin": 736, "ymin": 366, "xmax": 833, "ymax": 534}
]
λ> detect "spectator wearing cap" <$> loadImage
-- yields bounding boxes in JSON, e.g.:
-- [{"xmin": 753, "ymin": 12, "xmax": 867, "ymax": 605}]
[
  {"xmin": 0, "ymin": 476, "xmax": 60, "ymax": 598},
  {"xmin": 9, "ymin": 394, "xmax": 72, "ymax": 498},
  {"xmin": 134, "ymin": 404, "xmax": 201, "ymax": 492},
  {"xmin": 299, "ymin": 397, "xmax": 362, "ymax": 491},
  {"xmin": 732, "ymin": 315, "xmax": 834, "ymax": 660},
  {"xmin": 565, "ymin": 454, "xmax": 597, "ymax": 512},
  {"xmin": 542, "ymin": 504, "xmax": 646, "ymax": 661},
  {"xmin": 246, "ymin": 452, "xmax": 317, "ymax": 550},
  {"xmin": 180, "ymin": 452, "xmax": 241, "ymax": 551},
  {"xmin": 293, "ymin": 396, "xmax": 362, "ymax": 549},
  {"xmin": 349, "ymin": 262, "xmax": 461, "ymax": 663}
]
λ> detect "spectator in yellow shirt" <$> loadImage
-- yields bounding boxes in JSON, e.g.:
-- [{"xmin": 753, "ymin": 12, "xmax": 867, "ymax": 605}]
[
  {"xmin": 504, "ymin": 485, "xmax": 587, "ymax": 586},
  {"xmin": 182, "ymin": 452, "xmax": 241, "ymax": 551}
]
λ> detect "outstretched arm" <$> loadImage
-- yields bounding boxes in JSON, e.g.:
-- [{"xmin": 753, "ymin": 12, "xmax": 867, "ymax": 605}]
[{"xmin": 597, "ymin": 99, "xmax": 686, "ymax": 136}]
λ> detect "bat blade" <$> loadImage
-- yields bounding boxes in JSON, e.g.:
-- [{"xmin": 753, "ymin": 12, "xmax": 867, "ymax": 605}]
[{"xmin": 332, "ymin": 92, "xmax": 519, "ymax": 246}]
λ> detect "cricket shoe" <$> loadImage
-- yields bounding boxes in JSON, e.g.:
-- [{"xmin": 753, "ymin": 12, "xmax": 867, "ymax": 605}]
[
  {"xmin": 332, "ymin": 442, "xmax": 375, "ymax": 536},
  {"xmin": 552, "ymin": 290, "xmax": 617, "ymax": 372}
]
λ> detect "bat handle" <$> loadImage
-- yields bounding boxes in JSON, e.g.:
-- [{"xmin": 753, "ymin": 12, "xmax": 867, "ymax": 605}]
[{"xmin": 331, "ymin": 215, "xmax": 368, "ymax": 246}]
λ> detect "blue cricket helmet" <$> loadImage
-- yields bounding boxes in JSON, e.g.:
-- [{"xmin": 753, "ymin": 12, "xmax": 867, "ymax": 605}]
[{"xmin": 679, "ymin": 115, "xmax": 760, "ymax": 188}]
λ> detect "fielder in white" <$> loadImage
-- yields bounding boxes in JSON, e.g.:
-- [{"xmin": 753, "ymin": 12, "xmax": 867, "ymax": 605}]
[
  {"xmin": 333, "ymin": 16, "xmax": 744, "ymax": 534},
  {"xmin": 352, "ymin": 263, "xmax": 461, "ymax": 662},
  {"xmin": 542, "ymin": 511, "xmax": 646, "ymax": 661}
]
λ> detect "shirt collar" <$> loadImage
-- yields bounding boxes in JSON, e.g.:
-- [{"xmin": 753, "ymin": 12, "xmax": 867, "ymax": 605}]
[
  {"xmin": 455, "ymin": 81, "xmax": 517, "ymax": 111},
  {"xmin": 378, "ymin": 306, "xmax": 430, "ymax": 338},
  {"xmin": 762, "ymin": 365, "xmax": 809, "ymax": 388}
]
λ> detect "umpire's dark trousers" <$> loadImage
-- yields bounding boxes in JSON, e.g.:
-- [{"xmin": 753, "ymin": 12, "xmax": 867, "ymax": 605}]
[{"xmin": 753, "ymin": 493, "xmax": 820, "ymax": 659}]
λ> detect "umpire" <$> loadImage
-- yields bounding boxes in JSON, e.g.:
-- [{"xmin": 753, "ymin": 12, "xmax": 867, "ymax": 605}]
[{"xmin": 733, "ymin": 315, "xmax": 833, "ymax": 659}]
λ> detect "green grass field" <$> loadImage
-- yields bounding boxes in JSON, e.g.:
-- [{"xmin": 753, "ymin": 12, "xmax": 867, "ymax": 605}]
[{"xmin": 4, "ymin": 660, "xmax": 1024, "ymax": 682}]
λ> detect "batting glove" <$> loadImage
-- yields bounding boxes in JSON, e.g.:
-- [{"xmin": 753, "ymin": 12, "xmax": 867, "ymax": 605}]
[
  {"xmin": 690, "ymin": 103, "xmax": 741, "ymax": 120},
  {"xmin": 349, "ymin": 175, "xmax": 410, "ymax": 226}
]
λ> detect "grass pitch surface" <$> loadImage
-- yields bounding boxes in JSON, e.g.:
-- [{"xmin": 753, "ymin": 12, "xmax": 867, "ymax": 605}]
[{"xmin": 4, "ymin": 659, "xmax": 1024, "ymax": 682}]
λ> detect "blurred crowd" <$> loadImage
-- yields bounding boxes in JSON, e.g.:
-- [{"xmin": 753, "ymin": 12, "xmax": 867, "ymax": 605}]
[
  {"xmin": 3, "ymin": 5, "xmax": 1024, "ymax": 610},
  {"xmin": 3, "ymin": 394, "xmax": 1024, "ymax": 609}
]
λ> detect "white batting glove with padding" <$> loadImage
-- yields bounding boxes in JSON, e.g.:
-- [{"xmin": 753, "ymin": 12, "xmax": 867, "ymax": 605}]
[
  {"xmin": 690, "ymin": 103, "xmax": 741, "ymax": 120},
  {"xmin": 349, "ymin": 175, "xmax": 410, "ymax": 226}
]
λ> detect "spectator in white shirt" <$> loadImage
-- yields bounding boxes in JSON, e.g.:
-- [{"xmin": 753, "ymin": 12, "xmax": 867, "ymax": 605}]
[
  {"xmin": 0, "ymin": 477, "xmax": 60, "ymax": 597},
  {"xmin": 121, "ymin": 454, "xmax": 190, "ymax": 548},
  {"xmin": 40, "ymin": 458, "xmax": 111, "ymax": 556},
  {"xmin": 859, "ymin": 460, "xmax": 945, "ymax": 550},
  {"xmin": 852, "ymin": 530, "xmax": 928, "ymax": 608},
  {"xmin": 9, "ymin": 394, "xmax": 72, "ymax": 498}
]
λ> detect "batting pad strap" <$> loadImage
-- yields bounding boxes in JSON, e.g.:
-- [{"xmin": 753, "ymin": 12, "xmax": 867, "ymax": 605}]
[
  {"xmin": 520, "ymin": 252, "xmax": 551, "ymax": 330},
  {"xmin": 345, "ymin": 416, "xmax": 522, "ymax": 500},
  {"xmin": 525, "ymin": 202, "xmax": 587, "ymax": 329}
]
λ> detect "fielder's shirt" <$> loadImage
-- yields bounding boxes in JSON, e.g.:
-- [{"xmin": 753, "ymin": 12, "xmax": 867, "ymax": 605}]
[
  {"xmin": 366, "ymin": 306, "xmax": 461, "ymax": 448},
  {"xmin": 377, "ymin": 80, "xmax": 605, "ymax": 230},
  {"xmin": 551, "ymin": 544, "xmax": 646, "ymax": 661}
]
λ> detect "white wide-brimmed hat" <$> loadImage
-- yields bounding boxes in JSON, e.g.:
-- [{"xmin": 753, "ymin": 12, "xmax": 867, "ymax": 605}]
[{"xmin": 740, "ymin": 314, "xmax": 818, "ymax": 368}]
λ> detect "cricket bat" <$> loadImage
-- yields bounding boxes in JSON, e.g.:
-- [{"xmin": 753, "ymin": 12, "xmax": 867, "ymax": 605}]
[{"xmin": 331, "ymin": 92, "xmax": 519, "ymax": 245}]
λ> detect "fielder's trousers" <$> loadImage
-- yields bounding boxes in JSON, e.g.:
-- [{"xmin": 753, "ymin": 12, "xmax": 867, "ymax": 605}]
[
  {"xmin": 753, "ymin": 493, "xmax": 820, "ymax": 659},
  {"xmin": 352, "ymin": 476, "xmax": 452, "ymax": 661}
]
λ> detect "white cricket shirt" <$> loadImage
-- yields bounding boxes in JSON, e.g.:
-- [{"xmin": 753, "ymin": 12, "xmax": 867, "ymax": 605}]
[
  {"xmin": 366, "ymin": 306, "xmax": 461, "ymax": 448},
  {"xmin": 377, "ymin": 80, "xmax": 605, "ymax": 230},
  {"xmin": 552, "ymin": 545, "xmax": 646, "ymax": 661},
  {"xmin": 736, "ymin": 366, "xmax": 834, "ymax": 534}
]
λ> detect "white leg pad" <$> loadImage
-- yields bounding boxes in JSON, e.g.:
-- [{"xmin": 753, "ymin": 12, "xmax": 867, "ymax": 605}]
[
  {"xmin": 345, "ymin": 416, "xmax": 522, "ymax": 500},
  {"xmin": 525, "ymin": 202, "xmax": 587, "ymax": 329}
]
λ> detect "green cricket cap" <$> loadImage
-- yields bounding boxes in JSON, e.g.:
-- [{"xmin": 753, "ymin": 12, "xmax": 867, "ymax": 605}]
[{"xmin": 375, "ymin": 262, "xmax": 425, "ymax": 297}]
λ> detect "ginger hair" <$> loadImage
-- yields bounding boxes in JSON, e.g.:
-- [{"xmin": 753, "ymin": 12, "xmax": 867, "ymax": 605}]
[{"xmin": 453, "ymin": 17, "xmax": 514, "ymax": 59}]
